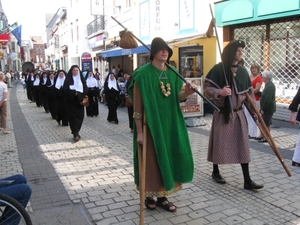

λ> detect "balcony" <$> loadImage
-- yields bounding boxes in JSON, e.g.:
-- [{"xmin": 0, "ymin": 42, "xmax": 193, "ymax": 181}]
[{"xmin": 87, "ymin": 16, "xmax": 106, "ymax": 37}]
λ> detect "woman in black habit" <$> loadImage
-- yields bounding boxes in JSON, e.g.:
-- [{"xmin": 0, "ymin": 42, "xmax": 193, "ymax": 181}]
[
  {"xmin": 40, "ymin": 71, "xmax": 50, "ymax": 113},
  {"xmin": 104, "ymin": 73, "xmax": 120, "ymax": 124},
  {"xmin": 63, "ymin": 65, "xmax": 88, "ymax": 142},
  {"xmin": 26, "ymin": 71, "xmax": 35, "ymax": 102},
  {"xmin": 45, "ymin": 72, "xmax": 58, "ymax": 120},
  {"xmin": 85, "ymin": 70, "xmax": 99, "ymax": 117},
  {"xmin": 32, "ymin": 73, "xmax": 42, "ymax": 107},
  {"xmin": 54, "ymin": 70, "xmax": 68, "ymax": 126}
]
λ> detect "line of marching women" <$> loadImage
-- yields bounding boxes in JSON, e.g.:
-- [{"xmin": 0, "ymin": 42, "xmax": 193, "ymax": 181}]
[{"xmin": 22, "ymin": 65, "xmax": 103, "ymax": 142}]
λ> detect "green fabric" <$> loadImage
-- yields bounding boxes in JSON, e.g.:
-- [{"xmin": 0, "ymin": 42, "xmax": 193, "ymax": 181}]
[
  {"xmin": 260, "ymin": 81, "xmax": 276, "ymax": 115},
  {"xmin": 128, "ymin": 63, "xmax": 194, "ymax": 191}
]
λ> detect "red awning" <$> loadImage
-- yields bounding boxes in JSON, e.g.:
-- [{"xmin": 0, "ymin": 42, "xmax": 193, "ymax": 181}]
[
  {"xmin": 0, "ymin": 33, "xmax": 9, "ymax": 45},
  {"xmin": 0, "ymin": 33, "xmax": 9, "ymax": 41}
]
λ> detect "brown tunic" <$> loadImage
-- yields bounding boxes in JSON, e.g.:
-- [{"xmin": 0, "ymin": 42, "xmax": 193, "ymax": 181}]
[
  {"xmin": 204, "ymin": 79, "xmax": 258, "ymax": 164},
  {"xmin": 133, "ymin": 84, "xmax": 182, "ymax": 197}
]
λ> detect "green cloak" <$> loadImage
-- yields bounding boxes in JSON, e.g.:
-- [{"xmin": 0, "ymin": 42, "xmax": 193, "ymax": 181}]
[{"xmin": 129, "ymin": 63, "xmax": 194, "ymax": 191}]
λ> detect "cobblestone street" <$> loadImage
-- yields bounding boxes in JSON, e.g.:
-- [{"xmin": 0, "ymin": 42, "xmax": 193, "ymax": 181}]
[{"xmin": 1, "ymin": 81, "xmax": 300, "ymax": 225}]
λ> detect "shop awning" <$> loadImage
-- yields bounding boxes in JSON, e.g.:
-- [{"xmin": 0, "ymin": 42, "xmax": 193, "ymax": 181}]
[
  {"xmin": 0, "ymin": 33, "xmax": 9, "ymax": 45},
  {"xmin": 101, "ymin": 44, "xmax": 151, "ymax": 58}
]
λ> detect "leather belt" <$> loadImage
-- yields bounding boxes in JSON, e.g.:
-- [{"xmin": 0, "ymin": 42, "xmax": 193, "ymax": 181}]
[{"xmin": 219, "ymin": 106, "xmax": 243, "ymax": 114}]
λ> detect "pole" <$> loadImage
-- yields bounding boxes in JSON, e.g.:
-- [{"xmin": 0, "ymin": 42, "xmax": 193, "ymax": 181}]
[
  {"xmin": 209, "ymin": 4, "xmax": 234, "ymax": 116},
  {"xmin": 110, "ymin": 16, "xmax": 220, "ymax": 112},
  {"xmin": 138, "ymin": 112, "xmax": 147, "ymax": 225},
  {"xmin": 245, "ymin": 93, "xmax": 291, "ymax": 177}
]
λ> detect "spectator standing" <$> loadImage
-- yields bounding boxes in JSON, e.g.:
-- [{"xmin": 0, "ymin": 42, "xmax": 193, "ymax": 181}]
[
  {"xmin": 289, "ymin": 87, "xmax": 300, "ymax": 167},
  {"xmin": 117, "ymin": 64, "xmax": 123, "ymax": 78},
  {"xmin": 0, "ymin": 72, "xmax": 9, "ymax": 134},
  {"xmin": 94, "ymin": 68, "xmax": 101, "ymax": 87},
  {"xmin": 117, "ymin": 77, "xmax": 126, "ymax": 107},
  {"xmin": 111, "ymin": 65, "xmax": 117, "ymax": 76},
  {"xmin": 257, "ymin": 70, "xmax": 276, "ymax": 143},
  {"xmin": 5, "ymin": 71, "xmax": 12, "ymax": 88},
  {"xmin": 244, "ymin": 63, "xmax": 263, "ymax": 139}
]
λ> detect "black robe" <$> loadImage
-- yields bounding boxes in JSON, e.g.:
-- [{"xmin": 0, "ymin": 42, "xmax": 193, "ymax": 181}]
[
  {"xmin": 25, "ymin": 74, "xmax": 34, "ymax": 101},
  {"xmin": 45, "ymin": 78, "xmax": 57, "ymax": 120},
  {"xmin": 40, "ymin": 76, "xmax": 50, "ymax": 113},
  {"xmin": 32, "ymin": 78, "xmax": 42, "ymax": 107},
  {"xmin": 104, "ymin": 75, "xmax": 120, "ymax": 123},
  {"xmin": 63, "ymin": 67, "xmax": 88, "ymax": 136},
  {"xmin": 86, "ymin": 87, "xmax": 99, "ymax": 117},
  {"xmin": 55, "ymin": 86, "xmax": 68, "ymax": 126}
]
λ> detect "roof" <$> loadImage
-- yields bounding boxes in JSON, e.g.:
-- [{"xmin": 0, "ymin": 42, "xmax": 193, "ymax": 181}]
[{"xmin": 30, "ymin": 36, "xmax": 44, "ymax": 45}]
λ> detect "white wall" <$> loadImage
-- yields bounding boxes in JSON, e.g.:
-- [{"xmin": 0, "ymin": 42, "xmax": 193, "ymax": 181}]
[{"xmin": 66, "ymin": 0, "xmax": 95, "ymax": 70}]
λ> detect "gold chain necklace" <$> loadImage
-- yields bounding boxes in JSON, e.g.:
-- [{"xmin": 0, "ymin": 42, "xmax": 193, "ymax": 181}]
[{"xmin": 153, "ymin": 66, "xmax": 171, "ymax": 97}]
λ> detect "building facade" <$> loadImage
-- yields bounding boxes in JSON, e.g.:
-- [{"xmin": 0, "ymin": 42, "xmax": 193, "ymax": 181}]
[
  {"xmin": 29, "ymin": 36, "xmax": 46, "ymax": 70},
  {"xmin": 214, "ymin": 0, "xmax": 300, "ymax": 120}
]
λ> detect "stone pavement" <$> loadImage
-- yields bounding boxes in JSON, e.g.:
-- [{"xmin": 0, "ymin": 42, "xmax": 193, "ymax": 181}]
[{"xmin": 1, "ymin": 80, "xmax": 300, "ymax": 225}]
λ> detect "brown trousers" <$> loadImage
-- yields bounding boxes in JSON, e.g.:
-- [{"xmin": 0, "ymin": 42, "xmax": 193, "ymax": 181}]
[{"xmin": 0, "ymin": 101, "xmax": 7, "ymax": 129}]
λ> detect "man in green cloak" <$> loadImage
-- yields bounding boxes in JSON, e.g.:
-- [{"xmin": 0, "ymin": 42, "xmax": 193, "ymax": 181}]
[{"xmin": 129, "ymin": 37, "xmax": 195, "ymax": 212}]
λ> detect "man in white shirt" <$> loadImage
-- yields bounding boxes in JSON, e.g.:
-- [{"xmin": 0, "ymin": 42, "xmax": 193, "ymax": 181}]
[{"xmin": 0, "ymin": 72, "xmax": 9, "ymax": 134}]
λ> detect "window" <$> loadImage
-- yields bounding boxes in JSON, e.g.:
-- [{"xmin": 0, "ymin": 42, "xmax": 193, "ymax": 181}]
[
  {"xmin": 11, "ymin": 42, "xmax": 15, "ymax": 52},
  {"xmin": 126, "ymin": 0, "xmax": 131, "ymax": 8},
  {"xmin": 77, "ymin": 25, "xmax": 79, "ymax": 41},
  {"xmin": 179, "ymin": 46, "xmax": 203, "ymax": 78},
  {"xmin": 71, "ymin": 28, "xmax": 73, "ymax": 43}
]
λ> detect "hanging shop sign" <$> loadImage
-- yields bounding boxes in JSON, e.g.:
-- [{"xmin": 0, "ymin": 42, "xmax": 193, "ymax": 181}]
[{"xmin": 81, "ymin": 52, "xmax": 93, "ymax": 72}]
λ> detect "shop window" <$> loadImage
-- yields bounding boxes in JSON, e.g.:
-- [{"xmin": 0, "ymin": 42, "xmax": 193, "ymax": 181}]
[
  {"xmin": 179, "ymin": 46, "xmax": 203, "ymax": 78},
  {"xmin": 233, "ymin": 17, "xmax": 300, "ymax": 104},
  {"xmin": 138, "ymin": 53, "xmax": 151, "ymax": 68}
]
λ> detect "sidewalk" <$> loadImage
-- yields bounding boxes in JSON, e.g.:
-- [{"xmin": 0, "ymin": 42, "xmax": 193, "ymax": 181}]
[{"xmin": 2, "ymin": 81, "xmax": 300, "ymax": 225}]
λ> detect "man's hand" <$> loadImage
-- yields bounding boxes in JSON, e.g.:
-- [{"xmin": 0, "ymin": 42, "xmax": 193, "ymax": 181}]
[
  {"xmin": 219, "ymin": 86, "xmax": 231, "ymax": 97},
  {"xmin": 137, "ymin": 132, "xmax": 144, "ymax": 145},
  {"xmin": 184, "ymin": 82, "xmax": 196, "ymax": 95}
]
